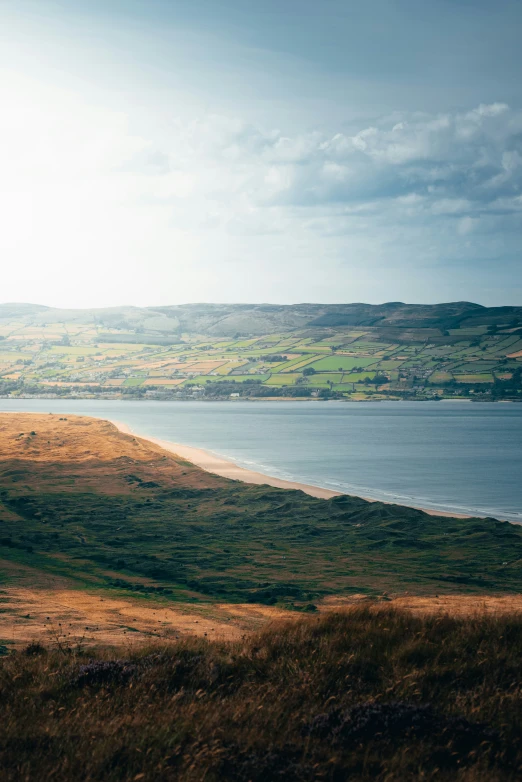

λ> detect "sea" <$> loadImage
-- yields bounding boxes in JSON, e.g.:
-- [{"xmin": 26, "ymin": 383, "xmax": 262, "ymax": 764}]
[{"xmin": 0, "ymin": 399, "xmax": 521, "ymax": 523}]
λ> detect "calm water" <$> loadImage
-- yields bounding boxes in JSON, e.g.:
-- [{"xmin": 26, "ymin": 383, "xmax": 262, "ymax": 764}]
[{"xmin": 0, "ymin": 400, "xmax": 521, "ymax": 523}]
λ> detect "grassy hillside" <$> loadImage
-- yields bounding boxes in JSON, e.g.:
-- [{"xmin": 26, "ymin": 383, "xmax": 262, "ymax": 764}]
[
  {"xmin": 0, "ymin": 301, "xmax": 521, "ymax": 400},
  {"xmin": 2, "ymin": 607, "xmax": 522, "ymax": 780},
  {"xmin": 1, "ymin": 415, "xmax": 522, "ymax": 607}
]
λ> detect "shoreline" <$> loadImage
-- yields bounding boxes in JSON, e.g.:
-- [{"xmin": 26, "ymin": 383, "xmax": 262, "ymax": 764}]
[
  {"xmin": 109, "ymin": 419, "xmax": 472, "ymax": 518},
  {"xmin": 4, "ymin": 395, "xmax": 520, "ymax": 404},
  {"xmin": 110, "ymin": 419, "xmax": 339, "ymax": 499}
]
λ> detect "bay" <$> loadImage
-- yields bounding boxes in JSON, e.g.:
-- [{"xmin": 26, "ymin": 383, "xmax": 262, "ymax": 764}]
[{"xmin": 0, "ymin": 399, "xmax": 520, "ymax": 522}]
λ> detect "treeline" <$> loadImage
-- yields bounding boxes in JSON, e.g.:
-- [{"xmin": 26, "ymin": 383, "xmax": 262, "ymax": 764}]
[
  {"xmin": 491, "ymin": 367, "xmax": 522, "ymax": 398},
  {"xmin": 427, "ymin": 368, "xmax": 522, "ymax": 399},
  {"xmin": 197, "ymin": 380, "xmax": 343, "ymax": 399}
]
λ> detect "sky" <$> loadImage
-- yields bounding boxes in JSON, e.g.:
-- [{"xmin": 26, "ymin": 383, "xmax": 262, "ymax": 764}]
[{"xmin": 1, "ymin": 0, "xmax": 521, "ymax": 308}]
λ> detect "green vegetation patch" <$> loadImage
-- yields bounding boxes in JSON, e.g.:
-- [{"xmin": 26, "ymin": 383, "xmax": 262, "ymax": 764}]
[
  {"xmin": 429, "ymin": 371, "xmax": 453, "ymax": 383},
  {"xmin": 264, "ymin": 374, "xmax": 300, "ymax": 386},
  {"xmin": 505, "ymin": 339, "xmax": 522, "ymax": 354},
  {"xmin": 123, "ymin": 377, "xmax": 146, "ymax": 387},
  {"xmin": 351, "ymin": 340, "xmax": 388, "ymax": 349},
  {"xmin": 309, "ymin": 356, "xmax": 378, "ymax": 371},
  {"xmin": 454, "ymin": 362, "xmax": 501, "ymax": 373},
  {"xmin": 375, "ymin": 360, "xmax": 404, "ymax": 370},
  {"xmin": 306, "ymin": 373, "xmax": 343, "ymax": 386},
  {"xmin": 455, "ymin": 374, "xmax": 494, "ymax": 383},
  {"xmin": 271, "ymin": 355, "xmax": 322, "ymax": 372},
  {"xmin": 292, "ymin": 345, "xmax": 334, "ymax": 354}
]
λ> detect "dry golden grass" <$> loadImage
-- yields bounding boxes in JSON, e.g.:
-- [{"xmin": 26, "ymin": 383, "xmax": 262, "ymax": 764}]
[
  {"xmin": 2, "ymin": 607, "xmax": 522, "ymax": 780},
  {"xmin": 3, "ymin": 561, "xmax": 521, "ymax": 651},
  {"xmin": 0, "ymin": 558, "xmax": 295, "ymax": 647},
  {"xmin": 0, "ymin": 413, "xmax": 227, "ymax": 494},
  {"xmin": 0, "ymin": 583, "xmax": 293, "ymax": 646},
  {"xmin": 0, "ymin": 413, "xmax": 166, "ymax": 464},
  {"xmin": 321, "ymin": 593, "xmax": 522, "ymax": 617}
]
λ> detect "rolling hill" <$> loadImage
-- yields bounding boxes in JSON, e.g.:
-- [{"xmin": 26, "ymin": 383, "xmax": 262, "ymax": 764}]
[{"xmin": 2, "ymin": 301, "xmax": 521, "ymax": 336}]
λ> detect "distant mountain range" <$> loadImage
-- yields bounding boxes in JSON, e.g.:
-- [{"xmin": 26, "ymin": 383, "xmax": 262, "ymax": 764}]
[{"xmin": 1, "ymin": 301, "xmax": 521, "ymax": 337}]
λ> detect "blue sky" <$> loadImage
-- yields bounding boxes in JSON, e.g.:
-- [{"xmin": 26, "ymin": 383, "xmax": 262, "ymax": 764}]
[{"xmin": 1, "ymin": 0, "xmax": 521, "ymax": 307}]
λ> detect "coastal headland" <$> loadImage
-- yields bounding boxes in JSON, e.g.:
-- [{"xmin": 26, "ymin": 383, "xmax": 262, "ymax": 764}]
[{"xmin": 1, "ymin": 413, "xmax": 522, "ymax": 649}]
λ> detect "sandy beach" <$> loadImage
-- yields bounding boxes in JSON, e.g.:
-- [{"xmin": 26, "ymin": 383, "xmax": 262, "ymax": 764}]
[
  {"xmin": 110, "ymin": 419, "xmax": 339, "ymax": 499},
  {"xmin": 110, "ymin": 419, "xmax": 471, "ymax": 517}
]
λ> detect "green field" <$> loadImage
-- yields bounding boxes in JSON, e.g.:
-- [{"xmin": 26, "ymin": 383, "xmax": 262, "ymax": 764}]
[
  {"xmin": 455, "ymin": 373, "xmax": 494, "ymax": 383},
  {"xmin": 264, "ymin": 373, "xmax": 301, "ymax": 386},
  {"xmin": 308, "ymin": 356, "xmax": 378, "ymax": 371},
  {"xmin": 429, "ymin": 371, "xmax": 453, "ymax": 383},
  {"xmin": 342, "ymin": 371, "xmax": 377, "ymax": 381},
  {"xmin": 306, "ymin": 372, "xmax": 343, "ymax": 385},
  {"xmin": 123, "ymin": 377, "xmax": 146, "ymax": 386}
]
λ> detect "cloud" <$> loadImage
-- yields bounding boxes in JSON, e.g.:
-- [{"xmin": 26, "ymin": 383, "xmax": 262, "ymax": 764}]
[
  {"xmin": 111, "ymin": 103, "xmax": 521, "ymax": 299},
  {"xmin": 128, "ymin": 104, "xmax": 521, "ymax": 233},
  {"xmin": 115, "ymin": 103, "xmax": 519, "ymax": 282},
  {"xmin": 244, "ymin": 103, "xmax": 522, "ymax": 211},
  {"xmin": 1, "ymin": 87, "xmax": 520, "ymax": 306}
]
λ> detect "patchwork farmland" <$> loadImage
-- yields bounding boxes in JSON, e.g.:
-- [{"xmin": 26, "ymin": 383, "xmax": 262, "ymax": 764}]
[{"xmin": 0, "ymin": 302, "xmax": 521, "ymax": 400}]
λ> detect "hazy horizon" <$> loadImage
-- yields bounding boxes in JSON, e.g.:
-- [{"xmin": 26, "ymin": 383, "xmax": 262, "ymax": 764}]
[
  {"xmin": 2, "ymin": 298, "xmax": 521, "ymax": 311},
  {"xmin": 1, "ymin": 0, "xmax": 521, "ymax": 308}
]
